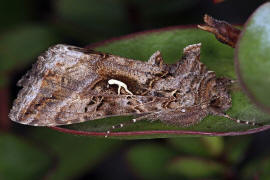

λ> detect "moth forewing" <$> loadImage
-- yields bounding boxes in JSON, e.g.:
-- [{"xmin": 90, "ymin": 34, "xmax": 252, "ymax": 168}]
[{"xmin": 9, "ymin": 43, "xmax": 260, "ymax": 135}]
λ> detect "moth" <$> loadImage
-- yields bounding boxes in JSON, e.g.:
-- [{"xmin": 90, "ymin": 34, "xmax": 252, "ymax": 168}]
[{"xmin": 9, "ymin": 42, "xmax": 259, "ymax": 137}]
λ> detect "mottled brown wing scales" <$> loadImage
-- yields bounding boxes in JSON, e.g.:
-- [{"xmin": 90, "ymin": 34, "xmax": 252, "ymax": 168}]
[
  {"xmin": 9, "ymin": 43, "xmax": 233, "ymax": 130},
  {"xmin": 147, "ymin": 50, "xmax": 165, "ymax": 68},
  {"xmin": 152, "ymin": 106, "xmax": 209, "ymax": 127}
]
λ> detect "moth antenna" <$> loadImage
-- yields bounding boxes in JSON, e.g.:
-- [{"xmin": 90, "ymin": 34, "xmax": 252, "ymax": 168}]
[
  {"xmin": 222, "ymin": 114, "xmax": 263, "ymax": 126},
  {"xmin": 105, "ymin": 115, "xmax": 149, "ymax": 138}
]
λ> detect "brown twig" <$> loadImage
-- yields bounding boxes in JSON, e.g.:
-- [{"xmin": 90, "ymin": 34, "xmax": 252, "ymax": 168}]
[{"xmin": 198, "ymin": 14, "xmax": 241, "ymax": 48}]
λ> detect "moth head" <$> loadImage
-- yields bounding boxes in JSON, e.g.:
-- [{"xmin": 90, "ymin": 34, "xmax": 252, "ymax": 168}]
[{"xmin": 210, "ymin": 77, "xmax": 232, "ymax": 111}]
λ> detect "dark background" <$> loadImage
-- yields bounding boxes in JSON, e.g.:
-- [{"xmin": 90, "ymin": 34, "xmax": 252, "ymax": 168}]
[{"xmin": 1, "ymin": 0, "xmax": 270, "ymax": 180}]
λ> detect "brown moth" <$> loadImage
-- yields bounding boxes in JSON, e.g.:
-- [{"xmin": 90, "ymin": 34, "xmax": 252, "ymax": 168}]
[{"xmin": 9, "ymin": 43, "xmax": 259, "ymax": 137}]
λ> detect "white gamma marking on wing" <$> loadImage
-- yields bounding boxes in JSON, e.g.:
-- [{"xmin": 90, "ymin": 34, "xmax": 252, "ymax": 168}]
[{"xmin": 108, "ymin": 79, "xmax": 133, "ymax": 95}]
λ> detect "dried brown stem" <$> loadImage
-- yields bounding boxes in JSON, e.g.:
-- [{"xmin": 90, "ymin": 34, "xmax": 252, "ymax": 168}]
[{"xmin": 198, "ymin": 14, "xmax": 241, "ymax": 48}]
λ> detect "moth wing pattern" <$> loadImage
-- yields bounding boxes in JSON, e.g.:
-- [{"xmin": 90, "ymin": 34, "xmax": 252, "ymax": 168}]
[
  {"xmin": 147, "ymin": 50, "xmax": 164, "ymax": 68},
  {"xmin": 9, "ymin": 44, "xmax": 171, "ymax": 126},
  {"xmin": 149, "ymin": 106, "xmax": 209, "ymax": 127},
  {"xmin": 9, "ymin": 45, "xmax": 101, "ymax": 126},
  {"xmin": 9, "ymin": 14, "xmax": 264, "ymax": 133},
  {"xmin": 10, "ymin": 42, "xmax": 248, "ymax": 130}
]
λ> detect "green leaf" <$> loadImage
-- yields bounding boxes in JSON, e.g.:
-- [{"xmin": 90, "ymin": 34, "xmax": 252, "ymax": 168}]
[
  {"xmin": 0, "ymin": 25, "xmax": 58, "ymax": 72},
  {"xmin": 56, "ymin": 0, "xmax": 127, "ymax": 29},
  {"xmin": 55, "ymin": 0, "xmax": 130, "ymax": 42},
  {"xmin": 126, "ymin": 144, "xmax": 176, "ymax": 180},
  {"xmin": 169, "ymin": 138, "xmax": 210, "ymax": 157},
  {"xmin": 168, "ymin": 137, "xmax": 223, "ymax": 157},
  {"xmin": 29, "ymin": 128, "xmax": 121, "ymax": 180},
  {"xmin": 201, "ymin": 137, "xmax": 224, "ymax": 157},
  {"xmin": 241, "ymin": 155, "xmax": 270, "ymax": 180},
  {"xmin": 127, "ymin": 0, "xmax": 199, "ymax": 26},
  {"xmin": 0, "ymin": 0, "xmax": 33, "ymax": 29},
  {"xmin": 224, "ymin": 136, "xmax": 252, "ymax": 164},
  {"xmin": 0, "ymin": 133, "xmax": 51, "ymax": 180},
  {"xmin": 54, "ymin": 0, "xmax": 199, "ymax": 43},
  {"xmin": 168, "ymin": 157, "xmax": 226, "ymax": 178},
  {"xmin": 235, "ymin": 2, "xmax": 270, "ymax": 113},
  {"xmin": 55, "ymin": 27, "xmax": 270, "ymax": 139},
  {"xmin": 0, "ymin": 24, "xmax": 59, "ymax": 87}
]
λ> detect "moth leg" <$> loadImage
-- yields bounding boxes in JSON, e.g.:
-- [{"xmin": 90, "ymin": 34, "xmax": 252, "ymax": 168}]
[
  {"xmin": 105, "ymin": 114, "xmax": 152, "ymax": 138},
  {"xmin": 220, "ymin": 114, "xmax": 263, "ymax": 126},
  {"xmin": 209, "ymin": 107, "xmax": 263, "ymax": 126},
  {"xmin": 108, "ymin": 79, "xmax": 133, "ymax": 95},
  {"xmin": 152, "ymin": 107, "xmax": 209, "ymax": 127}
]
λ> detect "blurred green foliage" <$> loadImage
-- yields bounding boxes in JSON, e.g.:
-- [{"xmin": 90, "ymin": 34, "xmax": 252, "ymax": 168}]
[
  {"xmin": 0, "ymin": 25, "xmax": 58, "ymax": 72},
  {"xmin": 127, "ymin": 144, "xmax": 176, "ymax": 179},
  {"xmin": 1, "ymin": 0, "xmax": 270, "ymax": 179},
  {"xmin": 169, "ymin": 137, "xmax": 224, "ymax": 157},
  {"xmin": 0, "ymin": 133, "xmax": 51, "ymax": 180},
  {"xmin": 29, "ymin": 128, "xmax": 121, "ymax": 180},
  {"xmin": 168, "ymin": 157, "xmax": 226, "ymax": 178},
  {"xmin": 242, "ymin": 155, "xmax": 270, "ymax": 180}
]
